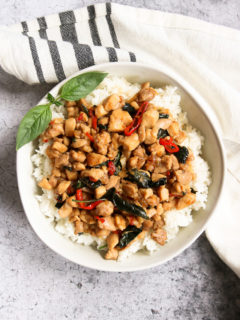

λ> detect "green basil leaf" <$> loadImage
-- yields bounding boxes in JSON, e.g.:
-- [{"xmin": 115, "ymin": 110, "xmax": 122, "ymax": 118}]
[
  {"xmin": 104, "ymin": 188, "xmax": 149, "ymax": 220},
  {"xmin": 16, "ymin": 104, "xmax": 52, "ymax": 150},
  {"xmin": 60, "ymin": 72, "xmax": 108, "ymax": 101},
  {"xmin": 47, "ymin": 93, "xmax": 55, "ymax": 103},
  {"xmin": 47, "ymin": 93, "xmax": 62, "ymax": 106},
  {"xmin": 118, "ymin": 226, "xmax": 143, "ymax": 249}
]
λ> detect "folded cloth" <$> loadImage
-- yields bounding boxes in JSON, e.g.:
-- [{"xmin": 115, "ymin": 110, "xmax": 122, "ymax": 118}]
[{"xmin": 0, "ymin": 2, "xmax": 239, "ymax": 276}]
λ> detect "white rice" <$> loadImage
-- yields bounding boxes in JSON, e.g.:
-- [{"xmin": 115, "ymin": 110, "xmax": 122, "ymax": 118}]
[{"xmin": 32, "ymin": 75, "xmax": 211, "ymax": 261}]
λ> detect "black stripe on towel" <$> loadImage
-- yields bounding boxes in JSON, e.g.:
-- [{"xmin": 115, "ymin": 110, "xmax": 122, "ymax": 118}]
[
  {"xmin": 37, "ymin": 17, "xmax": 48, "ymax": 39},
  {"xmin": 37, "ymin": 17, "xmax": 66, "ymax": 81},
  {"xmin": 59, "ymin": 11, "xmax": 78, "ymax": 43},
  {"xmin": 87, "ymin": 5, "xmax": 102, "ymax": 46},
  {"xmin": 106, "ymin": 47, "xmax": 118, "ymax": 62},
  {"xmin": 73, "ymin": 43, "xmax": 95, "ymax": 70},
  {"xmin": 59, "ymin": 11, "xmax": 95, "ymax": 70},
  {"xmin": 48, "ymin": 41, "xmax": 66, "ymax": 81},
  {"xmin": 105, "ymin": 3, "xmax": 120, "ymax": 48},
  {"xmin": 129, "ymin": 52, "xmax": 137, "ymax": 62},
  {"xmin": 21, "ymin": 21, "xmax": 45, "ymax": 83}
]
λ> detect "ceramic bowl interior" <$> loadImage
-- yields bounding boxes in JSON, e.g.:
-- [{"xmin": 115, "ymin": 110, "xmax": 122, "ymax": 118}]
[{"xmin": 17, "ymin": 62, "xmax": 225, "ymax": 272}]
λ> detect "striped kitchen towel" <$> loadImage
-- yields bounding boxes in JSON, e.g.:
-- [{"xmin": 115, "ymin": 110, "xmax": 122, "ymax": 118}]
[{"xmin": 0, "ymin": 2, "xmax": 240, "ymax": 276}]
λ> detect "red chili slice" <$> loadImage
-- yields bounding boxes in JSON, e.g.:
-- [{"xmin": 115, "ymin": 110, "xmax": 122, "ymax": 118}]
[
  {"xmin": 95, "ymin": 216, "xmax": 105, "ymax": 223},
  {"xmin": 159, "ymin": 137, "xmax": 179, "ymax": 153},
  {"xmin": 85, "ymin": 132, "xmax": 94, "ymax": 142},
  {"xmin": 108, "ymin": 161, "xmax": 116, "ymax": 175},
  {"xmin": 77, "ymin": 113, "xmax": 83, "ymax": 122},
  {"xmin": 124, "ymin": 101, "xmax": 149, "ymax": 136},
  {"xmin": 76, "ymin": 189, "xmax": 103, "ymax": 210},
  {"xmin": 129, "ymin": 216, "xmax": 135, "ymax": 225}
]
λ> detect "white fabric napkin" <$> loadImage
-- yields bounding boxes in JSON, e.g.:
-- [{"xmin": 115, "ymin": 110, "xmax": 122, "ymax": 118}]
[{"xmin": 0, "ymin": 2, "xmax": 239, "ymax": 276}]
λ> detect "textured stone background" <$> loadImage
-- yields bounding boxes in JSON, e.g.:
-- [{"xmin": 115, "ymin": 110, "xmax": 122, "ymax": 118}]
[{"xmin": 0, "ymin": 1, "xmax": 240, "ymax": 319}]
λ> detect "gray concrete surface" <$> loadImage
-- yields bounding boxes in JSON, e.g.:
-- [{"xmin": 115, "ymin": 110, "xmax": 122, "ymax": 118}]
[{"xmin": 0, "ymin": 1, "xmax": 240, "ymax": 319}]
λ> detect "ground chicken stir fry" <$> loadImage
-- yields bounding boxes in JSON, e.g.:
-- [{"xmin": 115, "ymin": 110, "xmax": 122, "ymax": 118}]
[{"xmin": 38, "ymin": 82, "xmax": 197, "ymax": 260}]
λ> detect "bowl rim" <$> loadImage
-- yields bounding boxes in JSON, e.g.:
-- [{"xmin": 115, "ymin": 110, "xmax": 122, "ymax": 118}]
[{"xmin": 16, "ymin": 61, "xmax": 226, "ymax": 272}]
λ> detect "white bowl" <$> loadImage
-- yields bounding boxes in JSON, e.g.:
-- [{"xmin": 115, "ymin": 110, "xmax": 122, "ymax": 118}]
[{"xmin": 17, "ymin": 62, "xmax": 225, "ymax": 272}]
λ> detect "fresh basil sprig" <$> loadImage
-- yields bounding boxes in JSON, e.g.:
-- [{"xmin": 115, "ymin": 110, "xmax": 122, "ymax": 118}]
[
  {"xmin": 16, "ymin": 71, "xmax": 108, "ymax": 150},
  {"xmin": 16, "ymin": 105, "xmax": 52, "ymax": 150},
  {"xmin": 60, "ymin": 72, "xmax": 108, "ymax": 101},
  {"xmin": 47, "ymin": 93, "xmax": 62, "ymax": 106}
]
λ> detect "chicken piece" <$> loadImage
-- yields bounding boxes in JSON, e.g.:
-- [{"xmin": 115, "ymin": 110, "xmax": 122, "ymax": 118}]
[
  {"xmin": 81, "ymin": 168, "xmax": 105, "ymax": 180},
  {"xmin": 138, "ymin": 125, "xmax": 146, "ymax": 143},
  {"xmin": 146, "ymin": 194, "xmax": 159, "ymax": 207},
  {"xmin": 146, "ymin": 208, "xmax": 157, "ymax": 218},
  {"xmin": 171, "ymin": 155, "xmax": 179, "ymax": 170},
  {"xmin": 74, "ymin": 220, "xmax": 84, "ymax": 234},
  {"xmin": 57, "ymin": 180, "xmax": 71, "ymax": 195},
  {"xmin": 157, "ymin": 186, "xmax": 169, "ymax": 202},
  {"xmin": 139, "ymin": 188, "xmax": 153, "ymax": 199},
  {"xmin": 95, "ymin": 201, "xmax": 114, "ymax": 217},
  {"xmin": 98, "ymin": 116, "xmax": 109, "ymax": 126},
  {"xmin": 175, "ymin": 131, "xmax": 186, "ymax": 144},
  {"xmin": 144, "ymin": 128, "xmax": 157, "ymax": 144},
  {"xmin": 162, "ymin": 199, "xmax": 177, "ymax": 211},
  {"xmin": 67, "ymin": 106, "xmax": 77, "ymax": 118},
  {"xmin": 95, "ymin": 228, "xmax": 111, "ymax": 238},
  {"xmin": 121, "ymin": 133, "xmax": 140, "ymax": 152},
  {"xmin": 175, "ymin": 170, "xmax": 193, "ymax": 185},
  {"xmin": 58, "ymin": 202, "xmax": 72, "ymax": 218},
  {"xmin": 46, "ymin": 147, "xmax": 61, "ymax": 159},
  {"xmin": 105, "ymin": 175, "xmax": 120, "ymax": 190},
  {"xmin": 44, "ymin": 122, "xmax": 64, "ymax": 139},
  {"xmin": 80, "ymin": 212, "xmax": 95, "ymax": 224},
  {"xmin": 65, "ymin": 101, "xmax": 76, "ymax": 107},
  {"xmin": 55, "ymin": 153, "xmax": 69, "ymax": 168},
  {"xmin": 167, "ymin": 121, "xmax": 179, "ymax": 138},
  {"xmin": 70, "ymin": 150, "xmax": 86, "ymax": 162},
  {"xmin": 108, "ymin": 109, "xmax": 132, "ymax": 132},
  {"xmin": 145, "ymin": 154, "xmax": 161, "ymax": 172},
  {"xmin": 73, "ymin": 162, "xmax": 86, "ymax": 171},
  {"xmin": 65, "ymin": 169, "xmax": 78, "ymax": 181},
  {"xmin": 155, "ymin": 155, "xmax": 173, "ymax": 173},
  {"xmin": 71, "ymin": 138, "xmax": 87, "ymax": 149},
  {"xmin": 38, "ymin": 178, "xmax": 52, "ymax": 190},
  {"xmin": 95, "ymin": 186, "xmax": 107, "ymax": 199},
  {"xmin": 138, "ymin": 87, "xmax": 156, "ymax": 102},
  {"xmin": 156, "ymin": 203, "xmax": 164, "ymax": 215},
  {"xmin": 143, "ymin": 220, "xmax": 154, "ymax": 231},
  {"xmin": 105, "ymin": 248, "xmax": 119, "ymax": 260},
  {"xmin": 52, "ymin": 168, "xmax": 61, "ymax": 177},
  {"xmin": 151, "ymin": 172, "xmax": 166, "ymax": 182},
  {"xmin": 104, "ymin": 94, "xmax": 124, "ymax": 112},
  {"xmin": 66, "ymin": 195, "xmax": 78, "ymax": 208},
  {"xmin": 94, "ymin": 131, "xmax": 111, "ymax": 155},
  {"xmin": 95, "ymin": 104, "xmax": 108, "ymax": 118},
  {"xmin": 65, "ymin": 118, "xmax": 76, "ymax": 137},
  {"xmin": 87, "ymin": 153, "xmax": 107, "ymax": 167},
  {"xmin": 151, "ymin": 228, "xmax": 167, "ymax": 246},
  {"xmin": 148, "ymin": 143, "xmax": 165, "ymax": 157},
  {"xmin": 122, "ymin": 181, "xmax": 138, "ymax": 199},
  {"xmin": 155, "ymin": 118, "xmax": 172, "ymax": 130},
  {"xmin": 97, "ymin": 216, "xmax": 117, "ymax": 231},
  {"xmin": 107, "ymin": 233, "xmax": 119, "ymax": 250},
  {"xmin": 141, "ymin": 108, "xmax": 159, "ymax": 129},
  {"xmin": 63, "ymin": 136, "xmax": 70, "ymax": 147},
  {"xmin": 176, "ymin": 193, "xmax": 196, "ymax": 210},
  {"xmin": 114, "ymin": 215, "xmax": 127, "ymax": 231},
  {"xmin": 51, "ymin": 141, "xmax": 68, "ymax": 153}
]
